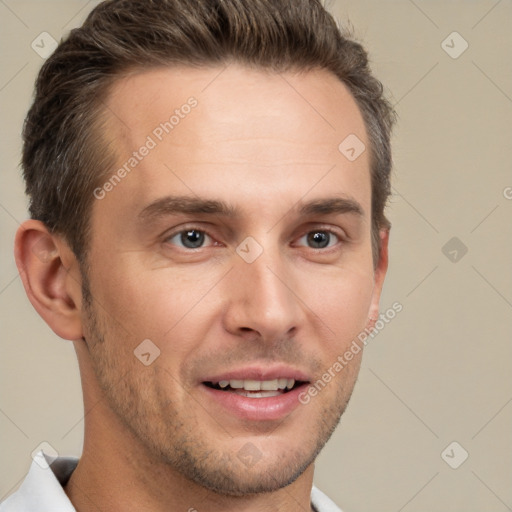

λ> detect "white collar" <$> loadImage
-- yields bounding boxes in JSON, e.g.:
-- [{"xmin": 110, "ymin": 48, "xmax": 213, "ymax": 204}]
[{"xmin": 0, "ymin": 452, "xmax": 77, "ymax": 511}]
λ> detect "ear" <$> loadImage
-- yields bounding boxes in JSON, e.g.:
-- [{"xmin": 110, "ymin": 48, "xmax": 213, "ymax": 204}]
[
  {"xmin": 14, "ymin": 220, "xmax": 84, "ymax": 341},
  {"xmin": 367, "ymin": 228, "xmax": 390, "ymax": 330}
]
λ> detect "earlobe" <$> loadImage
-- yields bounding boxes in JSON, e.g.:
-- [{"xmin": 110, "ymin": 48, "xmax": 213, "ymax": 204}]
[
  {"xmin": 14, "ymin": 220, "xmax": 84, "ymax": 341},
  {"xmin": 367, "ymin": 228, "xmax": 390, "ymax": 328}
]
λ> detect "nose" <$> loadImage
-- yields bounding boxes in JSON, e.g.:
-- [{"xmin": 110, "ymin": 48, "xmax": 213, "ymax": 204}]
[{"xmin": 222, "ymin": 245, "xmax": 304, "ymax": 343}]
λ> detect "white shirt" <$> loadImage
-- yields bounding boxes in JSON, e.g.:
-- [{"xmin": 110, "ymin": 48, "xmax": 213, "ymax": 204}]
[{"xmin": 1, "ymin": 451, "xmax": 342, "ymax": 511}]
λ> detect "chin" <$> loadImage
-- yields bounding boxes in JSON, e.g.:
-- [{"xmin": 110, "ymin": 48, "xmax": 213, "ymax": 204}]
[{"xmin": 184, "ymin": 446, "xmax": 316, "ymax": 497}]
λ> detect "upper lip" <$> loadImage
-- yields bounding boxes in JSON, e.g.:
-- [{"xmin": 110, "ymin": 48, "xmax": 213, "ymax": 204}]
[{"xmin": 201, "ymin": 365, "xmax": 311, "ymax": 383}]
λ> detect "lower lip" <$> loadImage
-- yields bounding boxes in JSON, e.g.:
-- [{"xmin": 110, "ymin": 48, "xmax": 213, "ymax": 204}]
[{"xmin": 201, "ymin": 384, "xmax": 308, "ymax": 422}]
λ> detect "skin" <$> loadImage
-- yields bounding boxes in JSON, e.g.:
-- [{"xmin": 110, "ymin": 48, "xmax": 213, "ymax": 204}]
[{"xmin": 15, "ymin": 64, "xmax": 389, "ymax": 512}]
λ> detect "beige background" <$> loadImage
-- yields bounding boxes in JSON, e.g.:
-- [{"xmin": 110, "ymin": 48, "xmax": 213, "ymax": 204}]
[{"xmin": 1, "ymin": 1, "xmax": 511, "ymax": 511}]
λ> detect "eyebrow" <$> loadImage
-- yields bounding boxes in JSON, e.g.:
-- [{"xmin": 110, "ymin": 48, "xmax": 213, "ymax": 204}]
[
  {"xmin": 138, "ymin": 196, "xmax": 237, "ymax": 220},
  {"xmin": 138, "ymin": 195, "xmax": 364, "ymax": 221},
  {"xmin": 298, "ymin": 197, "xmax": 364, "ymax": 217}
]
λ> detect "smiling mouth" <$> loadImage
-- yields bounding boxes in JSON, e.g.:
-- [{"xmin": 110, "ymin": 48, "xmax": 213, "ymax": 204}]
[{"xmin": 203, "ymin": 378, "xmax": 306, "ymax": 398}]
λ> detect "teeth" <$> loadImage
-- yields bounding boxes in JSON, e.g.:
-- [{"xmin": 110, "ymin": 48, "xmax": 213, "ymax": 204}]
[
  {"xmin": 229, "ymin": 380, "xmax": 244, "ymax": 389},
  {"xmin": 236, "ymin": 390, "xmax": 282, "ymax": 398},
  {"xmin": 216, "ymin": 378, "xmax": 296, "ymax": 391},
  {"xmin": 244, "ymin": 380, "xmax": 261, "ymax": 391},
  {"xmin": 261, "ymin": 379, "xmax": 278, "ymax": 391}
]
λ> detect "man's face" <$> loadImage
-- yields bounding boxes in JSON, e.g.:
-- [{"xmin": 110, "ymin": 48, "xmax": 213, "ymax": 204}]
[{"xmin": 82, "ymin": 64, "xmax": 386, "ymax": 495}]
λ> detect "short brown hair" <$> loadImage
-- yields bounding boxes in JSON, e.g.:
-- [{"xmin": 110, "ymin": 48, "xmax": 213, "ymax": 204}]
[{"xmin": 22, "ymin": 0, "xmax": 395, "ymax": 264}]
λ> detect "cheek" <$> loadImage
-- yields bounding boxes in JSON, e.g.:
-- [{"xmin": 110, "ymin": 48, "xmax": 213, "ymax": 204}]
[
  {"xmin": 91, "ymin": 259, "xmax": 222, "ymax": 349},
  {"xmin": 305, "ymin": 266, "xmax": 375, "ymax": 348}
]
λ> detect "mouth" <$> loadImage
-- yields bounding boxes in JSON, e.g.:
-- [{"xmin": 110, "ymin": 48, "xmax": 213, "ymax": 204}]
[
  {"xmin": 203, "ymin": 378, "xmax": 305, "ymax": 398},
  {"xmin": 199, "ymin": 367, "xmax": 312, "ymax": 421}
]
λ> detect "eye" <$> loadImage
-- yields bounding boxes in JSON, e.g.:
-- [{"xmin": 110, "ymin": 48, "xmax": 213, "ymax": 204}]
[
  {"xmin": 297, "ymin": 230, "xmax": 340, "ymax": 249},
  {"xmin": 167, "ymin": 229, "xmax": 212, "ymax": 249}
]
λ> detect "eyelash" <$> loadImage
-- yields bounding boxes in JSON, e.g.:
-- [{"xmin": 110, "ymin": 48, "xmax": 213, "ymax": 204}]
[{"xmin": 163, "ymin": 226, "xmax": 345, "ymax": 251}]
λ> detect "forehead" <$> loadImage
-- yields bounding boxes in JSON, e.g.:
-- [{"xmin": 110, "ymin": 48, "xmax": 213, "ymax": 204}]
[
  {"xmin": 105, "ymin": 64, "xmax": 367, "ymax": 149},
  {"xmin": 97, "ymin": 64, "xmax": 370, "ymax": 221}
]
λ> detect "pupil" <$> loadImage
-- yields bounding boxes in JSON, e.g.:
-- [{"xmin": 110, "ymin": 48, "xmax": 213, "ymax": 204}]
[
  {"xmin": 181, "ymin": 230, "xmax": 204, "ymax": 248},
  {"xmin": 308, "ymin": 231, "xmax": 329, "ymax": 249}
]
